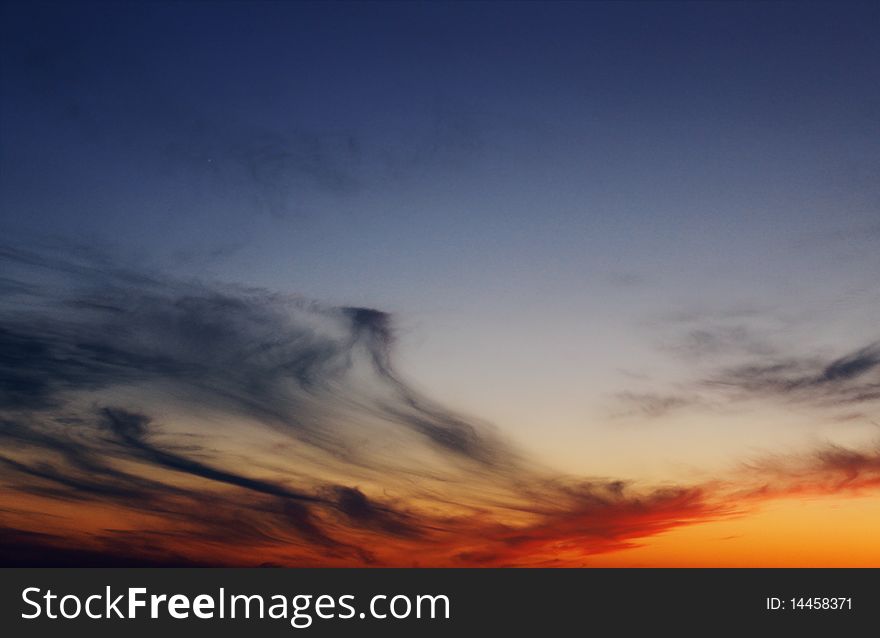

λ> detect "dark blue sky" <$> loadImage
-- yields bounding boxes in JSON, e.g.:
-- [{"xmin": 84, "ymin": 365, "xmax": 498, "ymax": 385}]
[{"xmin": 2, "ymin": 1, "xmax": 879, "ymax": 471}]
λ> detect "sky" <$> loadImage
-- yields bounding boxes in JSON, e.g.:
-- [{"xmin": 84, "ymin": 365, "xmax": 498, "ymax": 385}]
[{"xmin": 1, "ymin": 1, "xmax": 879, "ymax": 566}]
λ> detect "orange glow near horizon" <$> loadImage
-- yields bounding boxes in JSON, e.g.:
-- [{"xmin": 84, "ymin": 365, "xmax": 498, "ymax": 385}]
[
  {"xmin": 5, "ymin": 465, "xmax": 879, "ymax": 566},
  {"xmin": 588, "ymin": 494, "xmax": 880, "ymax": 567}
]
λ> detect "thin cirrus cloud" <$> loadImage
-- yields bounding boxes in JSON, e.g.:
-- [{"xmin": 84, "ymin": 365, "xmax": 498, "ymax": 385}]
[
  {"xmin": 710, "ymin": 343, "xmax": 880, "ymax": 407},
  {"xmin": 1, "ymin": 245, "xmax": 878, "ymax": 566},
  {"xmin": 612, "ymin": 392, "xmax": 703, "ymax": 419},
  {"xmin": 613, "ymin": 314, "xmax": 880, "ymax": 420}
]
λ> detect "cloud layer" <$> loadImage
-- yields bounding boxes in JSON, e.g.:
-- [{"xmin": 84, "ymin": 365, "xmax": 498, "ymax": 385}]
[{"xmin": 1, "ymin": 247, "xmax": 878, "ymax": 566}]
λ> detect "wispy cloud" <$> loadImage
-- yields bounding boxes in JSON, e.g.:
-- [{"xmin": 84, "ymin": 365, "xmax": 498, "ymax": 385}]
[
  {"xmin": 613, "ymin": 391, "xmax": 702, "ymax": 419},
  {"xmin": 0, "ymin": 246, "xmax": 706, "ymax": 565},
  {"xmin": 741, "ymin": 443, "xmax": 880, "ymax": 498},
  {"xmin": 712, "ymin": 342, "xmax": 880, "ymax": 407},
  {"xmin": 625, "ymin": 309, "xmax": 880, "ymax": 419}
]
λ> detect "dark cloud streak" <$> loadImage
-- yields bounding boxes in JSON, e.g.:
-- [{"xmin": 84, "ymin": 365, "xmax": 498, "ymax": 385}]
[{"xmin": 713, "ymin": 342, "xmax": 880, "ymax": 407}]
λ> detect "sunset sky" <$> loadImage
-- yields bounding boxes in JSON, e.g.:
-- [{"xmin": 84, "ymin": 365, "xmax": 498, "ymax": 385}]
[{"xmin": 1, "ymin": 1, "xmax": 879, "ymax": 566}]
